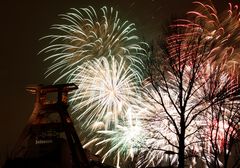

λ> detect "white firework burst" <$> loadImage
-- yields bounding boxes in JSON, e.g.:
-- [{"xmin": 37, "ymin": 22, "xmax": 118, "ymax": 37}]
[
  {"xmin": 40, "ymin": 6, "xmax": 148, "ymax": 82},
  {"xmin": 96, "ymin": 107, "xmax": 144, "ymax": 168},
  {"xmin": 69, "ymin": 56, "xmax": 146, "ymax": 167},
  {"xmin": 70, "ymin": 56, "xmax": 143, "ymax": 130}
]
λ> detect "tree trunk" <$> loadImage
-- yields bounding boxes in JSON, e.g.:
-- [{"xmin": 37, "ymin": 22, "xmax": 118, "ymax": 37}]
[
  {"xmin": 178, "ymin": 133, "xmax": 185, "ymax": 168},
  {"xmin": 178, "ymin": 114, "xmax": 185, "ymax": 168}
]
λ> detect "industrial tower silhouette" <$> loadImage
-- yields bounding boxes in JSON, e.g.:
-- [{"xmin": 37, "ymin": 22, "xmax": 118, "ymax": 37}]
[{"xmin": 5, "ymin": 83, "xmax": 90, "ymax": 168}]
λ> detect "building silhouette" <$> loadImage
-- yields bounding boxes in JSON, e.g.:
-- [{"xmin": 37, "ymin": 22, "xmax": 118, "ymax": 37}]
[{"xmin": 3, "ymin": 84, "xmax": 108, "ymax": 168}]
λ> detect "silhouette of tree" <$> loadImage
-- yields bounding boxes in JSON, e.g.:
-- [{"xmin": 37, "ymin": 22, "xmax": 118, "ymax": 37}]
[
  {"xmin": 201, "ymin": 96, "xmax": 240, "ymax": 168},
  {"xmin": 142, "ymin": 20, "xmax": 239, "ymax": 167}
]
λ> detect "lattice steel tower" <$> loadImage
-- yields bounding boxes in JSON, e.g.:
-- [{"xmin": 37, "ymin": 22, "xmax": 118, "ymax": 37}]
[{"xmin": 8, "ymin": 83, "xmax": 90, "ymax": 168}]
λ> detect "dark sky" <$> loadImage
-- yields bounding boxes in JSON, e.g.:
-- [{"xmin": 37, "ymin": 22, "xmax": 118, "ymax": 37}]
[{"xmin": 0, "ymin": 0, "xmax": 237, "ymax": 164}]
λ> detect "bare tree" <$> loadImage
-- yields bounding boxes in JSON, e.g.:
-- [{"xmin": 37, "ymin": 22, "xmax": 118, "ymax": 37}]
[
  {"xmin": 201, "ymin": 94, "xmax": 240, "ymax": 168},
  {"xmin": 140, "ymin": 21, "xmax": 239, "ymax": 167},
  {"xmin": 137, "ymin": 1, "xmax": 240, "ymax": 167}
]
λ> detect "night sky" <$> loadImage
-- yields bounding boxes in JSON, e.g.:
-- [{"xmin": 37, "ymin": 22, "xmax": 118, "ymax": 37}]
[{"xmin": 0, "ymin": 0, "xmax": 237, "ymax": 165}]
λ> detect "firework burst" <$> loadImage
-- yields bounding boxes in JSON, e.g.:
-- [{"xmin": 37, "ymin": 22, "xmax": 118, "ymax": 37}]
[
  {"xmin": 40, "ymin": 6, "xmax": 148, "ymax": 82},
  {"xmin": 95, "ymin": 107, "xmax": 144, "ymax": 168},
  {"xmin": 172, "ymin": 1, "xmax": 240, "ymax": 80},
  {"xmin": 70, "ymin": 57, "xmax": 143, "ymax": 130},
  {"xmin": 69, "ymin": 57, "xmax": 144, "ymax": 167}
]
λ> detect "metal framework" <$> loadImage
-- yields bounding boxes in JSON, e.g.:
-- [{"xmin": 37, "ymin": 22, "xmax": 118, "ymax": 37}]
[{"xmin": 11, "ymin": 83, "xmax": 90, "ymax": 168}]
